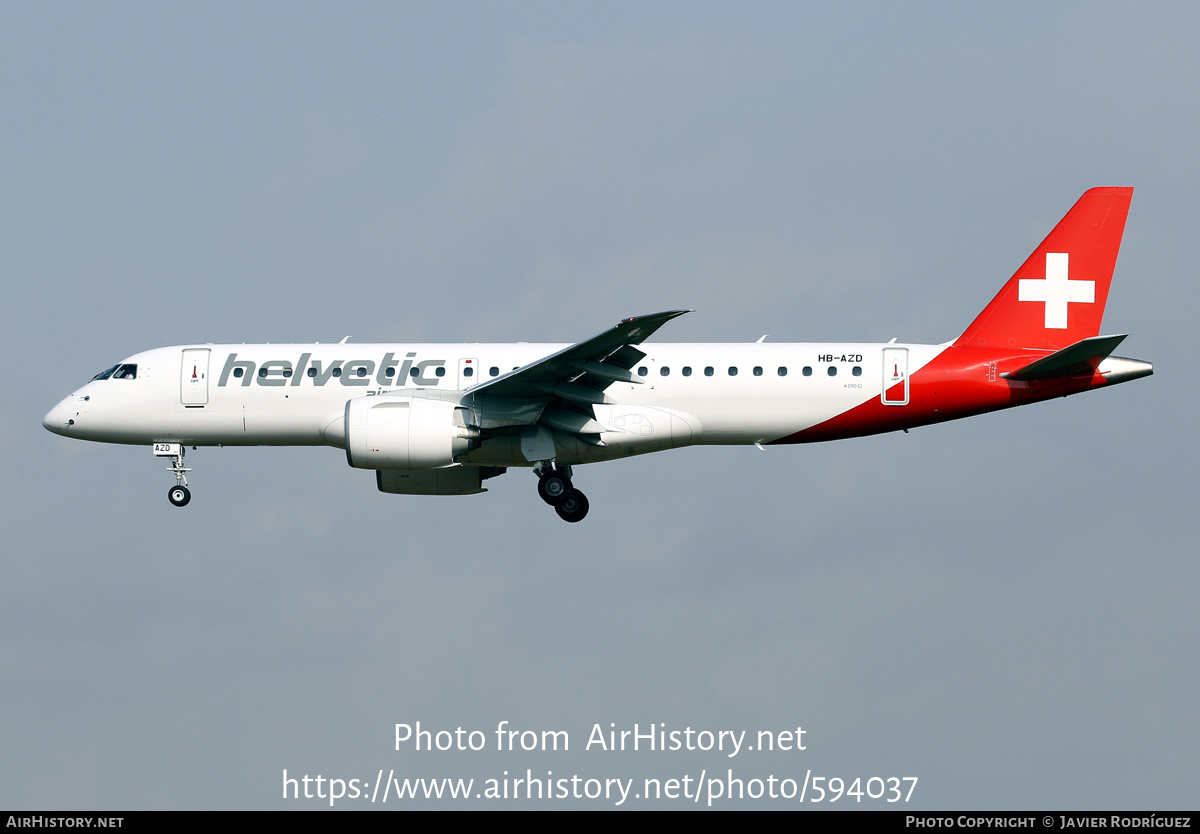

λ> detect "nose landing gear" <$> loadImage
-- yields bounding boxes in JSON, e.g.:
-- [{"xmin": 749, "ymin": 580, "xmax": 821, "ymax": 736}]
[
  {"xmin": 153, "ymin": 443, "xmax": 192, "ymax": 508},
  {"xmin": 534, "ymin": 463, "xmax": 589, "ymax": 523}
]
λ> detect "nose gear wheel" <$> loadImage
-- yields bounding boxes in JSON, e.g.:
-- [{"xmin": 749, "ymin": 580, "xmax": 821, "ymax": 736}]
[{"xmin": 168, "ymin": 485, "xmax": 191, "ymax": 507}]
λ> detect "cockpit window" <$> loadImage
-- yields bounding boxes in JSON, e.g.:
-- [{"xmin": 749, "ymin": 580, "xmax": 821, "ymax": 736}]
[
  {"xmin": 92, "ymin": 365, "xmax": 120, "ymax": 381},
  {"xmin": 111, "ymin": 364, "xmax": 137, "ymax": 380}
]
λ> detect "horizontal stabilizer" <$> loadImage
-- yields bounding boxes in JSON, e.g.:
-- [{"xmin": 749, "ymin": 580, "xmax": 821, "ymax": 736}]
[{"xmin": 1001, "ymin": 334, "xmax": 1127, "ymax": 381}]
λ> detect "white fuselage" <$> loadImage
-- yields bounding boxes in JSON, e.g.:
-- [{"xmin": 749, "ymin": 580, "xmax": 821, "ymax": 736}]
[{"xmin": 43, "ymin": 341, "xmax": 945, "ymax": 465}]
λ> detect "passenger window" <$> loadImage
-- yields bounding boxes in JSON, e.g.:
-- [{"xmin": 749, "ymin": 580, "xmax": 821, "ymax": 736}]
[
  {"xmin": 682, "ymin": 366, "xmax": 692, "ymax": 376},
  {"xmin": 307, "ymin": 367, "xmax": 317, "ymax": 377},
  {"xmin": 385, "ymin": 367, "xmax": 395, "ymax": 378},
  {"xmin": 704, "ymin": 366, "xmax": 714, "ymax": 377},
  {"xmin": 332, "ymin": 367, "xmax": 342, "ymax": 378},
  {"xmin": 490, "ymin": 367, "xmax": 499, "ymax": 377},
  {"xmin": 233, "ymin": 368, "xmax": 244, "ymax": 378},
  {"xmin": 778, "ymin": 367, "xmax": 787, "ymax": 376},
  {"xmin": 660, "ymin": 367, "xmax": 670, "ymax": 376},
  {"xmin": 463, "ymin": 367, "xmax": 474, "ymax": 377},
  {"xmin": 728, "ymin": 367, "xmax": 738, "ymax": 376},
  {"xmin": 803, "ymin": 366, "xmax": 812, "ymax": 376},
  {"xmin": 638, "ymin": 367, "xmax": 648, "ymax": 377},
  {"xmin": 435, "ymin": 366, "xmax": 445, "ymax": 377},
  {"xmin": 410, "ymin": 368, "xmax": 419, "ymax": 378},
  {"xmin": 283, "ymin": 368, "xmax": 293, "ymax": 378},
  {"xmin": 258, "ymin": 368, "xmax": 267, "ymax": 378},
  {"xmin": 852, "ymin": 366, "xmax": 862, "ymax": 376},
  {"xmin": 753, "ymin": 366, "xmax": 763, "ymax": 376},
  {"xmin": 357, "ymin": 367, "xmax": 368, "ymax": 377},
  {"xmin": 827, "ymin": 366, "xmax": 837, "ymax": 376}
]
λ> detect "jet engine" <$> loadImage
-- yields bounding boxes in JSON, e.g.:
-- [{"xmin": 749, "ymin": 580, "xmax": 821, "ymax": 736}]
[{"xmin": 344, "ymin": 395, "xmax": 480, "ymax": 470}]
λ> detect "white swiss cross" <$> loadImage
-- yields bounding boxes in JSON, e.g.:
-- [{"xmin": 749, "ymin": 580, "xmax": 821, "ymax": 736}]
[{"xmin": 1018, "ymin": 252, "xmax": 1094, "ymax": 329}]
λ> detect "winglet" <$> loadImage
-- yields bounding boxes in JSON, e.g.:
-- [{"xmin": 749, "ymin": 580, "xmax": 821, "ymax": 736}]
[{"xmin": 613, "ymin": 310, "xmax": 692, "ymax": 345}]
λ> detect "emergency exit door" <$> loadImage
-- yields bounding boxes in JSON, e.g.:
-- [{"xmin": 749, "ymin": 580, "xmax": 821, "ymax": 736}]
[{"xmin": 458, "ymin": 358, "xmax": 479, "ymax": 389}]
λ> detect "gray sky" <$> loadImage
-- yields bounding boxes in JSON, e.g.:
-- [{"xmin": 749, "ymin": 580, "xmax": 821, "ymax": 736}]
[{"xmin": 2, "ymin": 1, "xmax": 1196, "ymax": 809}]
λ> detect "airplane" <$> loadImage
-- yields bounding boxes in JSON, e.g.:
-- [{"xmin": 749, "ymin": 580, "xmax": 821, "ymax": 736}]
[{"xmin": 43, "ymin": 187, "xmax": 1152, "ymax": 522}]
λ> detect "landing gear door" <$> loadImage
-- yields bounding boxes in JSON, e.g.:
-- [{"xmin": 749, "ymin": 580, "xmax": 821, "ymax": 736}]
[
  {"xmin": 458, "ymin": 358, "xmax": 479, "ymax": 390},
  {"xmin": 181, "ymin": 349, "xmax": 210, "ymax": 406},
  {"xmin": 881, "ymin": 347, "xmax": 909, "ymax": 406}
]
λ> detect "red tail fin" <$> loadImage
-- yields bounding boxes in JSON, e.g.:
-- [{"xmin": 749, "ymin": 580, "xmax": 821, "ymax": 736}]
[{"xmin": 955, "ymin": 187, "xmax": 1133, "ymax": 351}]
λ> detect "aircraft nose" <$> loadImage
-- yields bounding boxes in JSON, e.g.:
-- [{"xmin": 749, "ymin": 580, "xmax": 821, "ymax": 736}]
[{"xmin": 43, "ymin": 400, "xmax": 72, "ymax": 435}]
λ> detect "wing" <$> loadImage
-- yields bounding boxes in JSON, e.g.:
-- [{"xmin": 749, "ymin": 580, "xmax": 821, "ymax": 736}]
[
  {"xmin": 468, "ymin": 310, "xmax": 690, "ymax": 401},
  {"xmin": 466, "ymin": 310, "xmax": 690, "ymax": 452}
]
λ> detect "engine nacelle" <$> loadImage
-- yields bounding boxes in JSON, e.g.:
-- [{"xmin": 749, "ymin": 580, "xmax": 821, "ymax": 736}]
[{"xmin": 344, "ymin": 395, "xmax": 479, "ymax": 470}]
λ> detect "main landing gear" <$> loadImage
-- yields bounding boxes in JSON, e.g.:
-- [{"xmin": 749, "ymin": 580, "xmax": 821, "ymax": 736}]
[{"xmin": 535, "ymin": 463, "xmax": 589, "ymax": 523}]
